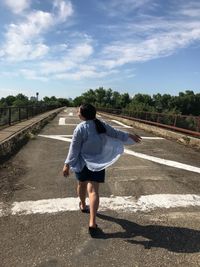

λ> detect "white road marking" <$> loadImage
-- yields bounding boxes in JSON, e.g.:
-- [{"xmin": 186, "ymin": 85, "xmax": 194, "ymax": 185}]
[
  {"xmin": 38, "ymin": 135, "xmax": 200, "ymax": 174},
  {"xmin": 50, "ymin": 135, "xmax": 160, "ymax": 140},
  {"xmin": 38, "ymin": 135, "xmax": 72, "ymax": 142},
  {"xmin": 111, "ymin": 120, "xmax": 132, "ymax": 128},
  {"xmin": 1, "ymin": 194, "xmax": 200, "ymax": 217},
  {"xmin": 124, "ymin": 149, "xmax": 200, "ymax": 174},
  {"xmin": 140, "ymin": 137, "xmax": 164, "ymax": 140},
  {"xmin": 58, "ymin": 121, "xmax": 77, "ymax": 126},
  {"xmin": 58, "ymin": 119, "xmax": 163, "ymax": 140},
  {"xmin": 59, "ymin": 118, "xmax": 66, "ymax": 125},
  {"xmin": 59, "ymin": 116, "xmax": 77, "ymax": 125},
  {"xmin": 58, "ymin": 135, "xmax": 73, "ymax": 137},
  {"xmin": 63, "ymin": 124, "xmax": 77, "ymax": 126}
]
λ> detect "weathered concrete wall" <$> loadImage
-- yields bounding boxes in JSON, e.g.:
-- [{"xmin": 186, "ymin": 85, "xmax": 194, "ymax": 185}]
[
  {"xmin": 99, "ymin": 112, "xmax": 200, "ymax": 150},
  {"xmin": 0, "ymin": 108, "xmax": 64, "ymax": 163}
]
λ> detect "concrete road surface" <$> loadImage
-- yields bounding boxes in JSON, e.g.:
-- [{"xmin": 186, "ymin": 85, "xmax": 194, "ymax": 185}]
[{"xmin": 0, "ymin": 108, "xmax": 200, "ymax": 267}]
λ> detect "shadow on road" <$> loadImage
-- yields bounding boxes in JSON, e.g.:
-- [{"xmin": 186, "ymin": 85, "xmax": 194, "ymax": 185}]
[{"xmin": 96, "ymin": 213, "xmax": 200, "ymax": 253}]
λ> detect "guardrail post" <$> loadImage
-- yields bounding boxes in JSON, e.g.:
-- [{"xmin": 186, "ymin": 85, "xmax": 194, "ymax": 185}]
[
  {"xmin": 197, "ymin": 117, "xmax": 200, "ymax": 132},
  {"xmin": 19, "ymin": 107, "xmax": 21, "ymax": 122},
  {"xmin": 157, "ymin": 114, "xmax": 160, "ymax": 123},
  {"xmin": 8, "ymin": 107, "xmax": 12, "ymax": 125},
  {"xmin": 26, "ymin": 107, "xmax": 29, "ymax": 119},
  {"xmin": 174, "ymin": 115, "xmax": 177, "ymax": 127}
]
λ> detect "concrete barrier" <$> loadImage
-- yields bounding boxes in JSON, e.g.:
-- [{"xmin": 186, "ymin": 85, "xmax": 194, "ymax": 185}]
[
  {"xmin": 0, "ymin": 107, "xmax": 64, "ymax": 163},
  {"xmin": 99, "ymin": 112, "xmax": 200, "ymax": 150}
]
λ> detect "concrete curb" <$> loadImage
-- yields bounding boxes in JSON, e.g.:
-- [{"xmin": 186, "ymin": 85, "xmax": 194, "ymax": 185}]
[
  {"xmin": 99, "ymin": 112, "xmax": 200, "ymax": 150},
  {"xmin": 0, "ymin": 107, "xmax": 64, "ymax": 163}
]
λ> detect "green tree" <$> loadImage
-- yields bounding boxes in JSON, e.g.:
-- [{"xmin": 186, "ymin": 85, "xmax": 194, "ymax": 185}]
[
  {"xmin": 12, "ymin": 94, "xmax": 29, "ymax": 107},
  {"xmin": 121, "ymin": 93, "xmax": 131, "ymax": 108},
  {"xmin": 95, "ymin": 87, "xmax": 106, "ymax": 107},
  {"xmin": 129, "ymin": 93, "xmax": 154, "ymax": 112},
  {"xmin": 111, "ymin": 91, "xmax": 121, "ymax": 109},
  {"xmin": 4, "ymin": 95, "xmax": 16, "ymax": 106},
  {"xmin": 104, "ymin": 88, "xmax": 113, "ymax": 107},
  {"xmin": 82, "ymin": 89, "xmax": 96, "ymax": 104},
  {"xmin": 57, "ymin": 98, "xmax": 70, "ymax": 107},
  {"xmin": 73, "ymin": 96, "xmax": 84, "ymax": 107}
]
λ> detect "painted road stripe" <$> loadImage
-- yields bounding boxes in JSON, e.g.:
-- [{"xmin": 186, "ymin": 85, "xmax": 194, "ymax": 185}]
[
  {"xmin": 59, "ymin": 122, "xmax": 77, "ymax": 126},
  {"xmin": 39, "ymin": 135, "xmax": 72, "ymax": 142},
  {"xmin": 1, "ymin": 194, "xmax": 200, "ymax": 217},
  {"xmin": 124, "ymin": 149, "xmax": 200, "ymax": 174},
  {"xmin": 59, "ymin": 118, "xmax": 66, "ymax": 125},
  {"xmin": 111, "ymin": 120, "xmax": 132, "ymax": 128},
  {"xmin": 139, "ymin": 137, "xmax": 164, "ymax": 140},
  {"xmin": 43, "ymin": 134, "xmax": 163, "ymax": 140},
  {"xmin": 38, "ymin": 135, "xmax": 200, "ymax": 174},
  {"xmin": 43, "ymin": 134, "xmax": 164, "ymax": 140},
  {"xmin": 63, "ymin": 124, "xmax": 77, "ymax": 126},
  {"xmin": 58, "ymin": 118, "xmax": 162, "ymax": 138}
]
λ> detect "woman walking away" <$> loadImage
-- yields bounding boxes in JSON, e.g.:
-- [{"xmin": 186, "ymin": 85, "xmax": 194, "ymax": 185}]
[{"xmin": 63, "ymin": 104, "xmax": 141, "ymax": 237}]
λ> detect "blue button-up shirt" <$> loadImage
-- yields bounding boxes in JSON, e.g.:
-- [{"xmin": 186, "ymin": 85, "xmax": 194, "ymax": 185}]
[{"xmin": 65, "ymin": 120, "xmax": 129, "ymax": 172}]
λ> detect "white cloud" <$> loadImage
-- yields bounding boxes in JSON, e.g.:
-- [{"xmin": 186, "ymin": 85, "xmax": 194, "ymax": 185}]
[
  {"xmin": 55, "ymin": 68, "xmax": 118, "ymax": 81},
  {"xmin": 19, "ymin": 69, "xmax": 48, "ymax": 81},
  {"xmin": 39, "ymin": 42, "xmax": 93, "ymax": 75},
  {"xmin": 98, "ymin": 16, "xmax": 200, "ymax": 69},
  {"xmin": 53, "ymin": 0, "xmax": 73, "ymax": 22},
  {"xmin": 40, "ymin": 60, "xmax": 76, "ymax": 75},
  {"xmin": 69, "ymin": 43, "xmax": 93, "ymax": 60},
  {"xmin": 176, "ymin": 1, "xmax": 200, "ymax": 17},
  {"xmin": 1, "ymin": 0, "xmax": 200, "ymax": 84},
  {"xmin": 0, "ymin": 1, "xmax": 73, "ymax": 61},
  {"xmin": 1, "ymin": 10, "xmax": 53, "ymax": 61},
  {"xmin": 4, "ymin": 0, "xmax": 30, "ymax": 14},
  {"xmin": 0, "ymin": 88, "xmax": 27, "ymax": 96},
  {"xmin": 98, "ymin": 0, "xmax": 154, "ymax": 17}
]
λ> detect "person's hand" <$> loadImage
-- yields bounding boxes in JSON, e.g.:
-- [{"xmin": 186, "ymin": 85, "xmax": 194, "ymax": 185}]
[
  {"xmin": 129, "ymin": 133, "xmax": 142, "ymax": 143},
  {"xmin": 63, "ymin": 164, "xmax": 70, "ymax": 177}
]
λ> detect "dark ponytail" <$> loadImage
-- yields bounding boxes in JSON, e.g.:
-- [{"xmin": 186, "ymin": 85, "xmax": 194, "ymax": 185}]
[
  {"xmin": 94, "ymin": 118, "xmax": 106, "ymax": 134},
  {"xmin": 80, "ymin": 103, "xmax": 106, "ymax": 134}
]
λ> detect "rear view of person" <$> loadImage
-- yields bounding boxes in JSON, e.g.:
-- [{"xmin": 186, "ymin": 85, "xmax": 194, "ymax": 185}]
[{"xmin": 63, "ymin": 104, "xmax": 141, "ymax": 237}]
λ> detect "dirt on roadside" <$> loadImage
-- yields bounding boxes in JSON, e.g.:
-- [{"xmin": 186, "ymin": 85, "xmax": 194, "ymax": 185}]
[{"xmin": 0, "ymin": 159, "xmax": 26, "ymax": 201}]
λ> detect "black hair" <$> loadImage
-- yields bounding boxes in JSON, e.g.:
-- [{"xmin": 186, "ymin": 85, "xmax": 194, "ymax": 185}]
[{"xmin": 80, "ymin": 103, "xmax": 106, "ymax": 134}]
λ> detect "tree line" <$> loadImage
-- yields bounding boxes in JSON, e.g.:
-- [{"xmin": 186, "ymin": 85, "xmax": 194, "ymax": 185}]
[
  {"xmin": 73, "ymin": 88, "xmax": 200, "ymax": 116},
  {"xmin": 0, "ymin": 89, "xmax": 199, "ymax": 116},
  {"xmin": 0, "ymin": 94, "xmax": 72, "ymax": 109}
]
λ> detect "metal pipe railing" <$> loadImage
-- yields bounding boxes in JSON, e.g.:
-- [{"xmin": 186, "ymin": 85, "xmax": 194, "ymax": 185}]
[
  {"xmin": 0, "ymin": 105, "xmax": 60, "ymax": 127},
  {"xmin": 97, "ymin": 108, "xmax": 200, "ymax": 138}
]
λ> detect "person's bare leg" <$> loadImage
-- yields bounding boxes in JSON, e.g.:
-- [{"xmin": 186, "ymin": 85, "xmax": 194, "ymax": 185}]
[
  {"xmin": 87, "ymin": 181, "xmax": 99, "ymax": 227},
  {"xmin": 77, "ymin": 181, "xmax": 88, "ymax": 209}
]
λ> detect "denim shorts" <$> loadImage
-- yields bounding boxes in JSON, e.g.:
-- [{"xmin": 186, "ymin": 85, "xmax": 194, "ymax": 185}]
[{"xmin": 75, "ymin": 165, "xmax": 105, "ymax": 183}]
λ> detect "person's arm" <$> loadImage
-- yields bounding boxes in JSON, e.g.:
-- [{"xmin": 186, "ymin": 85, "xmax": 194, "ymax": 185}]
[
  {"xmin": 103, "ymin": 121, "xmax": 142, "ymax": 143},
  {"xmin": 63, "ymin": 125, "xmax": 83, "ymax": 177},
  {"xmin": 63, "ymin": 163, "xmax": 70, "ymax": 177}
]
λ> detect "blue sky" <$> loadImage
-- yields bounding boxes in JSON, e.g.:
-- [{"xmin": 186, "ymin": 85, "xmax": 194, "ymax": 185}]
[{"xmin": 0, "ymin": 0, "xmax": 200, "ymax": 99}]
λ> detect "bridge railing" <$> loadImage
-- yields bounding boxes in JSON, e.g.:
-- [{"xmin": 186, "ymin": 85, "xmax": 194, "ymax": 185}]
[
  {"xmin": 0, "ymin": 105, "xmax": 60, "ymax": 127},
  {"xmin": 97, "ymin": 108, "xmax": 200, "ymax": 138}
]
